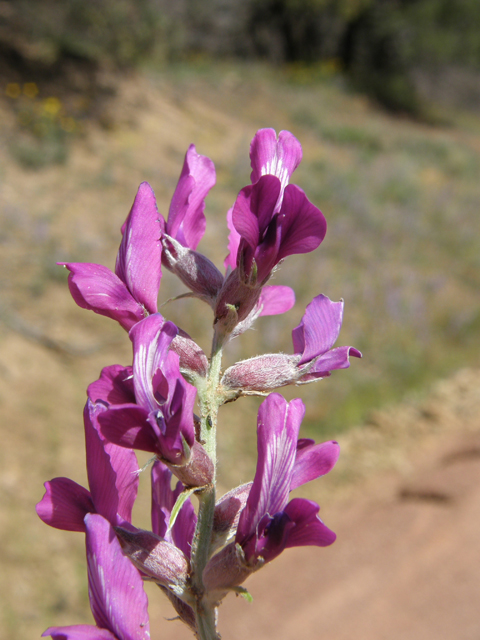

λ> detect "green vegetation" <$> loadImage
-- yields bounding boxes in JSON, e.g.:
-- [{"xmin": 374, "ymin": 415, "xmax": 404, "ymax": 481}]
[{"xmin": 2, "ymin": 0, "xmax": 480, "ymax": 114}]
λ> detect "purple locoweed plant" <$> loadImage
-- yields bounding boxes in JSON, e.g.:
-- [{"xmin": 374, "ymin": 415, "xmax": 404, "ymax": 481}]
[{"xmin": 37, "ymin": 128, "xmax": 361, "ymax": 640}]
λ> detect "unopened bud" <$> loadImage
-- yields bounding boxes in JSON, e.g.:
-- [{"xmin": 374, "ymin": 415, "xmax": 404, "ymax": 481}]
[
  {"xmin": 172, "ymin": 329, "xmax": 209, "ymax": 378},
  {"xmin": 162, "ymin": 234, "xmax": 224, "ymax": 306},
  {"xmin": 214, "ymin": 269, "xmax": 262, "ymax": 337},
  {"xmin": 114, "ymin": 526, "xmax": 191, "ymax": 600},
  {"xmin": 203, "ymin": 542, "xmax": 256, "ymax": 598},
  {"xmin": 167, "ymin": 440, "xmax": 214, "ymax": 488},
  {"xmin": 212, "ymin": 483, "xmax": 252, "ymax": 552},
  {"xmin": 222, "ymin": 354, "xmax": 299, "ymax": 392}
]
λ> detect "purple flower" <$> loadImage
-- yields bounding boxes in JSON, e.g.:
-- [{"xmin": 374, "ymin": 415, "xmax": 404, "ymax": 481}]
[
  {"xmin": 36, "ymin": 400, "xmax": 139, "ymax": 532},
  {"xmin": 215, "ymin": 129, "xmax": 326, "ymax": 333},
  {"xmin": 203, "ymin": 393, "xmax": 338, "ymax": 592},
  {"xmin": 225, "ymin": 128, "xmax": 303, "ymax": 271},
  {"xmin": 64, "ymin": 182, "xmax": 163, "ymax": 331},
  {"xmin": 43, "ymin": 513, "xmax": 150, "ymax": 640},
  {"xmin": 164, "ymin": 144, "xmax": 216, "ymax": 251},
  {"xmin": 221, "ymin": 294, "xmax": 362, "ymax": 392},
  {"xmin": 93, "ymin": 314, "xmax": 213, "ymax": 486}
]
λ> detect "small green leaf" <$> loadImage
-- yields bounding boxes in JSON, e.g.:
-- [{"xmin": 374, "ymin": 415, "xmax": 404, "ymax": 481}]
[
  {"xmin": 231, "ymin": 586, "xmax": 253, "ymax": 603},
  {"xmin": 169, "ymin": 487, "xmax": 196, "ymax": 531}
]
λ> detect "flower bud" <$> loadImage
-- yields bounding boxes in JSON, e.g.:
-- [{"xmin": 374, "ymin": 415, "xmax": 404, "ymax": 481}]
[
  {"xmin": 114, "ymin": 526, "xmax": 191, "ymax": 600},
  {"xmin": 162, "ymin": 234, "xmax": 224, "ymax": 306},
  {"xmin": 222, "ymin": 354, "xmax": 299, "ymax": 392},
  {"xmin": 203, "ymin": 542, "xmax": 257, "ymax": 597},
  {"xmin": 214, "ymin": 269, "xmax": 262, "ymax": 338},
  {"xmin": 167, "ymin": 440, "xmax": 214, "ymax": 488},
  {"xmin": 172, "ymin": 329, "xmax": 209, "ymax": 378},
  {"xmin": 211, "ymin": 483, "xmax": 252, "ymax": 552}
]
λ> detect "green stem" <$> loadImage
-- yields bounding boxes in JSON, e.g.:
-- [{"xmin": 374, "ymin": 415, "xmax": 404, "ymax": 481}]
[{"xmin": 190, "ymin": 341, "xmax": 224, "ymax": 640}]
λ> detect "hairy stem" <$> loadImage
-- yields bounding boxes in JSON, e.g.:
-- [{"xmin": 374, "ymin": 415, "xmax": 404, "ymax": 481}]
[{"xmin": 190, "ymin": 342, "xmax": 223, "ymax": 640}]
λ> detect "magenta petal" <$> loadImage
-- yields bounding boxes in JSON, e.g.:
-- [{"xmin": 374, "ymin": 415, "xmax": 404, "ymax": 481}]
[
  {"xmin": 85, "ymin": 401, "xmax": 139, "ymax": 525},
  {"xmin": 115, "ymin": 182, "xmax": 163, "ymax": 315},
  {"xmin": 172, "ymin": 489, "xmax": 196, "ymax": 559},
  {"xmin": 130, "ymin": 315, "xmax": 177, "ymax": 412},
  {"xmin": 42, "ymin": 625, "xmax": 117, "ymax": 639},
  {"xmin": 167, "ymin": 144, "xmax": 216, "ymax": 250},
  {"xmin": 87, "ymin": 365, "xmax": 135, "ymax": 406},
  {"xmin": 64, "ymin": 263, "xmax": 144, "ymax": 331},
  {"xmin": 36, "ymin": 478, "xmax": 93, "ymax": 532},
  {"xmin": 151, "ymin": 460, "xmax": 196, "ymax": 557},
  {"xmin": 85, "ymin": 514, "xmax": 150, "ymax": 640},
  {"xmin": 98, "ymin": 405, "xmax": 157, "ymax": 453},
  {"xmin": 250, "ymin": 129, "xmax": 302, "ymax": 194},
  {"xmin": 224, "ymin": 206, "xmax": 241, "ymax": 271},
  {"xmin": 257, "ymin": 285, "xmax": 295, "ymax": 317},
  {"xmin": 151, "ymin": 460, "xmax": 174, "ymax": 539},
  {"xmin": 292, "ymin": 295, "xmax": 344, "ymax": 365},
  {"xmin": 231, "ymin": 185, "xmax": 259, "ymax": 249},
  {"xmin": 290, "ymin": 440, "xmax": 340, "ymax": 491},
  {"xmin": 237, "ymin": 394, "xmax": 304, "ymax": 542},
  {"xmin": 283, "ymin": 498, "xmax": 336, "ymax": 548},
  {"xmin": 277, "ymin": 185, "xmax": 327, "ymax": 261},
  {"xmin": 305, "ymin": 345, "xmax": 362, "ymax": 380}
]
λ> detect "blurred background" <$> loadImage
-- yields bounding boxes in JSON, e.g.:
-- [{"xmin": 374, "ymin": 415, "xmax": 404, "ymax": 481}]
[{"xmin": 1, "ymin": 1, "xmax": 480, "ymax": 638}]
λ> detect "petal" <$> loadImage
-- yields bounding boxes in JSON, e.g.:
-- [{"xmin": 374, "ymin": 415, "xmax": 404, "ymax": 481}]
[
  {"xmin": 167, "ymin": 144, "xmax": 216, "ymax": 250},
  {"xmin": 42, "ymin": 625, "xmax": 117, "ymax": 639},
  {"xmin": 130, "ymin": 315, "xmax": 177, "ymax": 412},
  {"xmin": 85, "ymin": 401, "xmax": 139, "ymax": 525},
  {"xmin": 237, "ymin": 394, "xmax": 304, "ymax": 544},
  {"xmin": 87, "ymin": 365, "xmax": 135, "ymax": 407},
  {"xmin": 257, "ymin": 285, "xmax": 295, "ymax": 317},
  {"xmin": 98, "ymin": 404, "xmax": 158, "ymax": 453},
  {"xmin": 63, "ymin": 263, "xmax": 144, "ymax": 331},
  {"xmin": 231, "ymin": 184, "xmax": 259, "ymax": 249},
  {"xmin": 300, "ymin": 345, "xmax": 363, "ymax": 382},
  {"xmin": 36, "ymin": 478, "xmax": 94, "ymax": 532},
  {"xmin": 151, "ymin": 459, "xmax": 175, "ymax": 539},
  {"xmin": 224, "ymin": 206, "xmax": 241, "ymax": 271},
  {"xmin": 85, "ymin": 514, "xmax": 150, "ymax": 639},
  {"xmin": 115, "ymin": 182, "xmax": 163, "ymax": 314},
  {"xmin": 171, "ymin": 486, "xmax": 196, "ymax": 559},
  {"xmin": 151, "ymin": 459, "xmax": 196, "ymax": 557},
  {"xmin": 250, "ymin": 129, "xmax": 302, "ymax": 197},
  {"xmin": 276, "ymin": 185, "xmax": 327, "ymax": 261},
  {"xmin": 292, "ymin": 295, "xmax": 344, "ymax": 365},
  {"xmin": 283, "ymin": 498, "xmax": 336, "ymax": 548},
  {"xmin": 290, "ymin": 440, "xmax": 340, "ymax": 491}
]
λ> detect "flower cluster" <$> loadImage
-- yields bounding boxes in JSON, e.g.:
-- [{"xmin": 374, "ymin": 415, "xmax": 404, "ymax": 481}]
[{"xmin": 37, "ymin": 129, "xmax": 360, "ymax": 640}]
